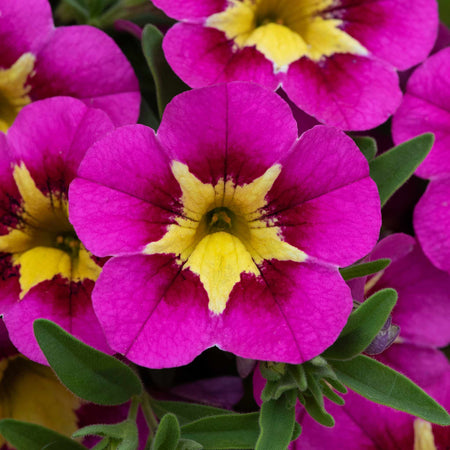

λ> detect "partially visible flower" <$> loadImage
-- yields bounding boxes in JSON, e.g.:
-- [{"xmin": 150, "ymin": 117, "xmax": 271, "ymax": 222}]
[
  {"xmin": 151, "ymin": 0, "xmax": 437, "ymax": 130},
  {"xmin": 70, "ymin": 82, "xmax": 380, "ymax": 368},
  {"xmin": 0, "ymin": 0, "xmax": 140, "ymax": 132},
  {"xmin": 392, "ymin": 47, "xmax": 450, "ymax": 274},
  {"xmin": 0, "ymin": 97, "xmax": 113, "ymax": 363},
  {"xmin": 254, "ymin": 234, "xmax": 450, "ymax": 449}
]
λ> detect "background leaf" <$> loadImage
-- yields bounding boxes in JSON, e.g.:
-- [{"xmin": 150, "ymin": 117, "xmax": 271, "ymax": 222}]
[
  {"xmin": 331, "ymin": 355, "xmax": 450, "ymax": 425},
  {"xmin": 369, "ymin": 133, "xmax": 434, "ymax": 206},
  {"xmin": 180, "ymin": 413, "xmax": 260, "ymax": 449},
  {"xmin": 33, "ymin": 319, "xmax": 142, "ymax": 405},
  {"xmin": 339, "ymin": 258, "xmax": 390, "ymax": 281},
  {"xmin": 0, "ymin": 419, "xmax": 86, "ymax": 450},
  {"xmin": 323, "ymin": 289, "xmax": 397, "ymax": 360},
  {"xmin": 142, "ymin": 24, "xmax": 188, "ymax": 118},
  {"xmin": 352, "ymin": 136, "xmax": 377, "ymax": 161},
  {"xmin": 151, "ymin": 400, "xmax": 233, "ymax": 426}
]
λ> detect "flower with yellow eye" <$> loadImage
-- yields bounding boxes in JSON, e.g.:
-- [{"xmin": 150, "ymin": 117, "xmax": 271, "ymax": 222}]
[
  {"xmin": 152, "ymin": 0, "xmax": 438, "ymax": 130},
  {"xmin": 70, "ymin": 82, "xmax": 381, "ymax": 368},
  {"xmin": 0, "ymin": 97, "xmax": 113, "ymax": 363}
]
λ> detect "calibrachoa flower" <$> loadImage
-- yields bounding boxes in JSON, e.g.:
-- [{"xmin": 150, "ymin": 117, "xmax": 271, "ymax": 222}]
[
  {"xmin": 151, "ymin": 0, "xmax": 438, "ymax": 130},
  {"xmin": 254, "ymin": 234, "xmax": 450, "ymax": 449},
  {"xmin": 292, "ymin": 234, "xmax": 450, "ymax": 449},
  {"xmin": 69, "ymin": 82, "xmax": 380, "ymax": 368},
  {"xmin": 0, "ymin": 0, "xmax": 140, "ymax": 132},
  {"xmin": 392, "ymin": 47, "xmax": 450, "ymax": 274},
  {"xmin": 0, "ymin": 97, "xmax": 114, "ymax": 363}
]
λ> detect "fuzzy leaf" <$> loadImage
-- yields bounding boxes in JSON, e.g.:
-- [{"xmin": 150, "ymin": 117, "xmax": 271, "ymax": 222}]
[
  {"xmin": 369, "ymin": 133, "xmax": 434, "ymax": 206},
  {"xmin": 176, "ymin": 439, "xmax": 204, "ymax": 450},
  {"xmin": 152, "ymin": 414, "xmax": 180, "ymax": 450},
  {"xmin": 331, "ymin": 355, "xmax": 450, "ymax": 425},
  {"xmin": 142, "ymin": 24, "xmax": 188, "ymax": 117},
  {"xmin": 0, "ymin": 419, "xmax": 86, "ymax": 450},
  {"xmin": 151, "ymin": 400, "xmax": 232, "ymax": 426},
  {"xmin": 180, "ymin": 413, "xmax": 260, "ymax": 449},
  {"xmin": 339, "ymin": 258, "xmax": 391, "ymax": 281},
  {"xmin": 255, "ymin": 396, "xmax": 296, "ymax": 450},
  {"xmin": 302, "ymin": 395, "xmax": 335, "ymax": 428},
  {"xmin": 33, "ymin": 319, "xmax": 142, "ymax": 405},
  {"xmin": 353, "ymin": 136, "xmax": 377, "ymax": 161},
  {"xmin": 323, "ymin": 289, "xmax": 397, "ymax": 360}
]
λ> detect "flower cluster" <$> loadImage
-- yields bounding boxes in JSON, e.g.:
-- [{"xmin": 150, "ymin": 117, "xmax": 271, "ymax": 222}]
[{"xmin": 0, "ymin": 0, "xmax": 448, "ymax": 448}]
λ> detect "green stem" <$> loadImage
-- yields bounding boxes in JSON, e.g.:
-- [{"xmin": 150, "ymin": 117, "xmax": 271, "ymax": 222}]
[
  {"xmin": 141, "ymin": 391, "xmax": 158, "ymax": 439},
  {"xmin": 128, "ymin": 395, "xmax": 140, "ymax": 421}
]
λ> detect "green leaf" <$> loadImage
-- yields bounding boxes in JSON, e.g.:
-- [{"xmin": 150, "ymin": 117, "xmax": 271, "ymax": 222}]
[
  {"xmin": 439, "ymin": 0, "xmax": 450, "ymax": 26},
  {"xmin": 323, "ymin": 289, "xmax": 397, "ymax": 360},
  {"xmin": 259, "ymin": 362, "xmax": 286, "ymax": 381},
  {"xmin": 142, "ymin": 24, "xmax": 189, "ymax": 117},
  {"xmin": 353, "ymin": 136, "xmax": 377, "ymax": 161},
  {"xmin": 0, "ymin": 419, "xmax": 86, "ymax": 450},
  {"xmin": 302, "ymin": 395, "xmax": 335, "ymax": 427},
  {"xmin": 305, "ymin": 371, "xmax": 324, "ymax": 408},
  {"xmin": 72, "ymin": 420, "xmax": 137, "ymax": 442},
  {"xmin": 288, "ymin": 364, "xmax": 308, "ymax": 391},
  {"xmin": 180, "ymin": 413, "xmax": 260, "ymax": 449},
  {"xmin": 339, "ymin": 258, "xmax": 391, "ymax": 281},
  {"xmin": 320, "ymin": 380, "xmax": 345, "ymax": 406},
  {"xmin": 151, "ymin": 400, "xmax": 233, "ymax": 426},
  {"xmin": 138, "ymin": 99, "xmax": 161, "ymax": 130},
  {"xmin": 33, "ymin": 319, "xmax": 142, "ymax": 405},
  {"xmin": 176, "ymin": 439, "xmax": 204, "ymax": 450},
  {"xmin": 291, "ymin": 422, "xmax": 302, "ymax": 441},
  {"xmin": 331, "ymin": 355, "xmax": 450, "ymax": 425},
  {"xmin": 369, "ymin": 133, "xmax": 434, "ymax": 206},
  {"xmin": 152, "ymin": 414, "xmax": 180, "ymax": 450},
  {"xmin": 255, "ymin": 395, "xmax": 296, "ymax": 450}
]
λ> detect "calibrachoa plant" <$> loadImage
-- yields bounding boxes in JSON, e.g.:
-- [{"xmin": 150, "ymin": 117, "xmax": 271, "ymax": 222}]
[{"xmin": 0, "ymin": 1, "xmax": 449, "ymax": 449}]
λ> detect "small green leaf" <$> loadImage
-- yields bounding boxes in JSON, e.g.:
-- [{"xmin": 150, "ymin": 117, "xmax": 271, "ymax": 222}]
[
  {"xmin": 152, "ymin": 414, "xmax": 180, "ymax": 450},
  {"xmin": 259, "ymin": 362, "xmax": 285, "ymax": 381},
  {"xmin": 91, "ymin": 439, "xmax": 110, "ymax": 450},
  {"xmin": 0, "ymin": 419, "xmax": 86, "ymax": 450},
  {"xmin": 255, "ymin": 395, "xmax": 296, "ymax": 450},
  {"xmin": 323, "ymin": 288, "xmax": 397, "ymax": 360},
  {"xmin": 324, "ymin": 376, "xmax": 347, "ymax": 394},
  {"xmin": 339, "ymin": 258, "xmax": 391, "ymax": 281},
  {"xmin": 353, "ymin": 136, "xmax": 377, "ymax": 161},
  {"xmin": 176, "ymin": 439, "xmax": 204, "ymax": 450},
  {"xmin": 72, "ymin": 420, "xmax": 137, "ymax": 441},
  {"xmin": 288, "ymin": 364, "xmax": 308, "ymax": 391},
  {"xmin": 320, "ymin": 381, "xmax": 345, "ymax": 406},
  {"xmin": 291, "ymin": 422, "xmax": 302, "ymax": 441},
  {"xmin": 302, "ymin": 395, "xmax": 335, "ymax": 428},
  {"xmin": 33, "ymin": 319, "xmax": 142, "ymax": 405},
  {"xmin": 180, "ymin": 413, "xmax": 260, "ymax": 449},
  {"xmin": 142, "ymin": 24, "xmax": 188, "ymax": 117},
  {"xmin": 331, "ymin": 355, "xmax": 450, "ymax": 425},
  {"xmin": 151, "ymin": 400, "xmax": 232, "ymax": 426},
  {"xmin": 438, "ymin": 0, "xmax": 450, "ymax": 26},
  {"xmin": 369, "ymin": 133, "xmax": 434, "ymax": 206},
  {"xmin": 305, "ymin": 371, "xmax": 324, "ymax": 408}
]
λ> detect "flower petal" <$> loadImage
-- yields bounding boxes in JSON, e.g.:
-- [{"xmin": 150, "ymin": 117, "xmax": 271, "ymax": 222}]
[
  {"xmin": 30, "ymin": 26, "xmax": 140, "ymax": 126},
  {"xmin": 283, "ymin": 54, "xmax": 401, "ymax": 130},
  {"xmin": 0, "ymin": 0, "xmax": 53, "ymax": 67},
  {"xmin": 157, "ymin": 83, "xmax": 297, "ymax": 185},
  {"xmin": 162, "ymin": 24, "xmax": 279, "ymax": 89},
  {"xmin": 152, "ymin": 0, "xmax": 226, "ymax": 21}
]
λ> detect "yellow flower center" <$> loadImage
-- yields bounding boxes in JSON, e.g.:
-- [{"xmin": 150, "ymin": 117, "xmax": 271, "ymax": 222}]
[
  {"xmin": 144, "ymin": 161, "xmax": 307, "ymax": 314},
  {"xmin": 206, "ymin": 0, "xmax": 367, "ymax": 70},
  {"xmin": 413, "ymin": 419, "xmax": 437, "ymax": 450},
  {"xmin": 0, "ymin": 355, "xmax": 80, "ymax": 446},
  {"xmin": 0, "ymin": 164, "xmax": 101, "ymax": 298},
  {"xmin": 0, "ymin": 53, "xmax": 35, "ymax": 133}
]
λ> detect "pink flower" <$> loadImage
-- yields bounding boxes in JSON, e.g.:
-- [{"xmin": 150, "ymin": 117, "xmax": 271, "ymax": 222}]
[
  {"xmin": 0, "ymin": 0, "xmax": 140, "ymax": 132},
  {"xmin": 392, "ymin": 48, "xmax": 450, "ymax": 274},
  {"xmin": 293, "ymin": 234, "xmax": 450, "ymax": 449},
  {"xmin": 151, "ymin": 0, "xmax": 437, "ymax": 130},
  {"xmin": 69, "ymin": 82, "xmax": 380, "ymax": 368},
  {"xmin": 0, "ymin": 97, "xmax": 113, "ymax": 363}
]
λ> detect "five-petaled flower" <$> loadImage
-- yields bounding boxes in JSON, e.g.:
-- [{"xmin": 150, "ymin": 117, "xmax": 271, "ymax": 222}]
[
  {"xmin": 151, "ymin": 0, "xmax": 438, "ymax": 130},
  {"xmin": 0, "ymin": 0, "xmax": 140, "ymax": 132},
  {"xmin": 0, "ymin": 97, "xmax": 113, "ymax": 363},
  {"xmin": 70, "ymin": 82, "xmax": 380, "ymax": 368}
]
